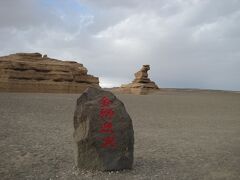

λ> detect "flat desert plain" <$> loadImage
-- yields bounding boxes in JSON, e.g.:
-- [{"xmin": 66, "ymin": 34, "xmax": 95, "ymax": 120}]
[{"xmin": 0, "ymin": 90, "xmax": 240, "ymax": 180}]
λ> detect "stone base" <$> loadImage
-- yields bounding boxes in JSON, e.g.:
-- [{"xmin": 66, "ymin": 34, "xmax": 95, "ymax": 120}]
[{"xmin": 117, "ymin": 81, "xmax": 159, "ymax": 95}]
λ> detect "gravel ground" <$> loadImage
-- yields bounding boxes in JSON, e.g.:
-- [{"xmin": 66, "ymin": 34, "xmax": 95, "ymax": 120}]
[{"xmin": 0, "ymin": 91, "xmax": 240, "ymax": 180}]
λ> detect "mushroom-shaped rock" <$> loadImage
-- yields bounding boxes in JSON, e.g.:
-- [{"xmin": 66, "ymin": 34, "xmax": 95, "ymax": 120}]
[{"xmin": 117, "ymin": 65, "xmax": 159, "ymax": 95}]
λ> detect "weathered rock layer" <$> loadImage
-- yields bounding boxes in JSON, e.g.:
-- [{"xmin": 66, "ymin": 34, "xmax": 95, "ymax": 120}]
[
  {"xmin": 0, "ymin": 53, "xmax": 99, "ymax": 93},
  {"xmin": 116, "ymin": 65, "xmax": 159, "ymax": 95}
]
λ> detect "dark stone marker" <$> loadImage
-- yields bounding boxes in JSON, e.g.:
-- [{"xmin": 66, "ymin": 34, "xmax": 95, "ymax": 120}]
[{"xmin": 73, "ymin": 87, "xmax": 134, "ymax": 171}]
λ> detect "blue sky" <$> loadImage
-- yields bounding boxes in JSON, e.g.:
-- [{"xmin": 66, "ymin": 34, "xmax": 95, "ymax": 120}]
[
  {"xmin": 41, "ymin": 0, "xmax": 93, "ymax": 15},
  {"xmin": 0, "ymin": 0, "xmax": 240, "ymax": 91}
]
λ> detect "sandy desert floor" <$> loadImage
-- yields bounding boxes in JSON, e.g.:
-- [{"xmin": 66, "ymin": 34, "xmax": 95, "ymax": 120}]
[{"xmin": 0, "ymin": 90, "xmax": 240, "ymax": 180}]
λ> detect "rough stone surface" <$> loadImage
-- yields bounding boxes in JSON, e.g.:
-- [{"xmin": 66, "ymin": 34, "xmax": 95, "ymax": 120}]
[
  {"xmin": 73, "ymin": 87, "xmax": 134, "ymax": 171},
  {"xmin": 116, "ymin": 65, "xmax": 159, "ymax": 95},
  {"xmin": 0, "ymin": 52, "xmax": 99, "ymax": 93}
]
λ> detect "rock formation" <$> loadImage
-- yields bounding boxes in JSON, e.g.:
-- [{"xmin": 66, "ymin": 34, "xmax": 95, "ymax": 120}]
[
  {"xmin": 73, "ymin": 87, "xmax": 134, "ymax": 171},
  {"xmin": 0, "ymin": 53, "xmax": 99, "ymax": 93},
  {"xmin": 117, "ymin": 65, "xmax": 159, "ymax": 95}
]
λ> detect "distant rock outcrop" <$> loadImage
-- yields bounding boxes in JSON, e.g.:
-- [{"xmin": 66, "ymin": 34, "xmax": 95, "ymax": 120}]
[
  {"xmin": 0, "ymin": 53, "xmax": 99, "ymax": 93},
  {"xmin": 116, "ymin": 65, "xmax": 159, "ymax": 95}
]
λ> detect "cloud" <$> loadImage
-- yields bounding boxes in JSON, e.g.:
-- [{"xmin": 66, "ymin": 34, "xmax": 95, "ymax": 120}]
[{"xmin": 0, "ymin": 0, "xmax": 240, "ymax": 90}]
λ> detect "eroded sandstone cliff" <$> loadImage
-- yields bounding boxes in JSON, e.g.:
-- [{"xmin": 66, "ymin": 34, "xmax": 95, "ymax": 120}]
[{"xmin": 0, "ymin": 53, "xmax": 99, "ymax": 93}]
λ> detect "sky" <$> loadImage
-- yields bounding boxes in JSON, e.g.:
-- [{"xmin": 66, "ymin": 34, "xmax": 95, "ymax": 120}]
[{"xmin": 0, "ymin": 0, "xmax": 240, "ymax": 90}]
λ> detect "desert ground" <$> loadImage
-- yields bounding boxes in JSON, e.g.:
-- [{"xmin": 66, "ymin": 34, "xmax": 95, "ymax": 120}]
[{"xmin": 0, "ymin": 90, "xmax": 240, "ymax": 180}]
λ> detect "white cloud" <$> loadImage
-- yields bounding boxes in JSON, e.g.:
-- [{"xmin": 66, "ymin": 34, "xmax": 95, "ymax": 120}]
[{"xmin": 0, "ymin": 0, "xmax": 240, "ymax": 90}]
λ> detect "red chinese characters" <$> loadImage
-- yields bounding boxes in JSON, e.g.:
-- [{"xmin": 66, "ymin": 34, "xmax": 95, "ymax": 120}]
[
  {"xmin": 100, "ymin": 96, "xmax": 112, "ymax": 107},
  {"xmin": 99, "ymin": 122, "xmax": 113, "ymax": 133},
  {"xmin": 98, "ymin": 96, "xmax": 116, "ymax": 148},
  {"xmin": 101, "ymin": 136, "xmax": 116, "ymax": 148},
  {"xmin": 99, "ymin": 108, "xmax": 115, "ymax": 119}
]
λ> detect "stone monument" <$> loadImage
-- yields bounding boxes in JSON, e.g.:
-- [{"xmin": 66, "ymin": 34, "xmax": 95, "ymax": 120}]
[{"xmin": 73, "ymin": 87, "xmax": 134, "ymax": 171}]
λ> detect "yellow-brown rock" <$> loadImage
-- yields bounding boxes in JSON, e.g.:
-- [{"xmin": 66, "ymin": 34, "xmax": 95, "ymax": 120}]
[
  {"xmin": 0, "ymin": 53, "xmax": 100, "ymax": 93},
  {"xmin": 115, "ymin": 65, "xmax": 159, "ymax": 95}
]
